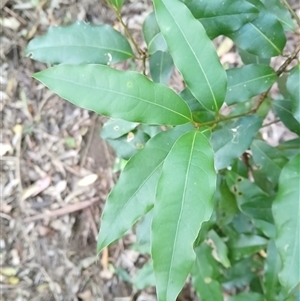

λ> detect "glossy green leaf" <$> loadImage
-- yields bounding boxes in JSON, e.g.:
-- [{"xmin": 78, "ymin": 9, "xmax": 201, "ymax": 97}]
[
  {"xmin": 153, "ymin": 0, "xmax": 227, "ymax": 111},
  {"xmin": 272, "ymin": 154, "xmax": 300, "ymax": 295},
  {"xmin": 240, "ymin": 195, "xmax": 274, "ymax": 223},
  {"xmin": 221, "ymin": 257, "xmax": 263, "ymax": 290},
  {"xmin": 215, "ymin": 177, "xmax": 238, "ymax": 227},
  {"xmin": 109, "ymin": 0, "xmax": 125, "ymax": 10},
  {"xmin": 97, "ymin": 124, "xmax": 193, "ymax": 252},
  {"xmin": 132, "ymin": 260, "xmax": 156, "ymax": 290},
  {"xmin": 263, "ymin": 240, "xmax": 282, "ymax": 300},
  {"xmin": 229, "ymin": 234, "xmax": 268, "ymax": 261},
  {"xmin": 101, "ymin": 119, "xmax": 139, "ymax": 140},
  {"xmin": 286, "ymin": 64, "xmax": 300, "ymax": 123},
  {"xmin": 277, "ymin": 138, "xmax": 300, "ymax": 159},
  {"xmin": 152, "ymin": 130, "xmax": 216, "ymax": 301},
  {"xmin": 183, "ymin": 0, "xmax": 259, "ymax": 39},
  {"xmin": 106, "ymin": 129, "xmax": 150, "ymax": 160},
  {"xmin": 228, "ymin": 292, "xmax": 264, "ymax": 301},
  {"xmin": 273, "ymin": 99, "xmax": 300, "ymax": 135},
  {"xmin": 192, "ymin": 243, "xmax": 223, "ymax": 301},
  {"xmin": 260, "ymin": 0, "xmax": 295, "ymax": 31},
  {"xmin": 179, "ymin": 88, "xmax": 215, "ymax": 123},
  {"xmin": 149, "ymin": 51, "xmax": 174, "ymax": 84},
  {"xmin": 229, "ymin": 0, "xmax": 286, "ymax": 58},
  {"xmin": 251, "ymin": 139, "xmax": 288, "ymax": 184},
  {"xmin": 225, "ymin": 64, "xmax": 277, "ymax": 105},
  {"xmin": 143, "ymin": 12, "xmax": 167, "ymax": 54},
  {"xmin": 207, "ymin": 230, "xmax": 231, "ymax": 268},
  {"xmin": 26, "ymin": 22, "xmax": 133, "ymax": 64},
  {"xmin": 34, "ymin": 65, "xmax": 192, "ymax": 125},
  {"xmin": 211, "ymin": 115, "xmax": 262, "ymax": 170},
  {"xmin": 133, "ymin": 210, "xmax": 152, "ymax": 254},
  {"xmin": 238, "ymin": 48, "xmax": 271, "ymax": 65}
]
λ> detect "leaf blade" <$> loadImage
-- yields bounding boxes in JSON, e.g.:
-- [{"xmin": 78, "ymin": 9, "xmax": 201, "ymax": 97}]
[
  {"xmin": 286, "ymin": 64, "xmax": 300, "ymax": 123},
  {"xmin": 153, "ymin": 0, "xmax": 227, "ymax": 111},
  {"xmin": 184, "ymin": 0, "xmax": 259, "ymax": 39},
  {"xmin": 152, "ymin": 130, "xmax": 216, "ymax": 301},
  {"xmin": 26, "ymin": 22, "xmax": 133, "ymax": 64},
  {"xmin": 97, "ymin": 124, "xmax": 194, "ymax": 252},
  {"xmin": 272, "ymin": 154, "xmax": 300, "ymax": 295},
  {"xmin": 225, "ymin": 64, "xmax": 277, "ymax": 105},
  {"xmin": 34, "ymin": 64, "xmax": 192, "ymax": 125},
  {"xmin": 229, "ymin": 2, "xmax": 286, "ymax": 58}
]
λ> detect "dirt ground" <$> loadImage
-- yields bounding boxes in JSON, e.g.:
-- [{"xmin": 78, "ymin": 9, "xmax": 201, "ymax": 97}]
[{"xmin": 1, "ymin": 1, "xmax": 299, "ymax": 301}]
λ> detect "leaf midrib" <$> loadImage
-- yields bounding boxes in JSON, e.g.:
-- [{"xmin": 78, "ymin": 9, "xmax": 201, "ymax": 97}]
[
  {"xmin": 156, "ymin": 0, "xmax": 218, "ymax": 110},
  {"xmin": 228, "ymin": 73, "xmax": 275, "ymax": 89},
  {"xmin": 166, "ymin": 131, "xmax": 197, "ymax": 300},
  {"xmin": 37, "ymin": 73, "xmax": 191, "ymax": 121},
  {"xmin": 28, "ymin": 44, "xmax": 133, "ymax": 56}
]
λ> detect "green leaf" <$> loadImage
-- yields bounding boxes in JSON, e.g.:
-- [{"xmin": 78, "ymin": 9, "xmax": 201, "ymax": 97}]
[
  {"xmin": 132, "ymin": 210, "xmax": 152, "ymax": 254},
  {"xmin": 97, "ymin": 124, "xmax": 193, "ymax": 252},
  {"xmin": 272, "ymin": 154, "xmax": 300, "ymax": 295},
  {"xmin": 263, "ymin": 240, "xmax": 282, "ymax": 300},
  {"xmin": 192, "ymin": 243, "xmax": 223, "ymax": 301},
  {"xmin": 221, "ymin": 257, "xmax": 263, "ymax": 290},
  {"xmin": 228, "ymin": 292, "xmax": 264, "ymax": 301},
  {"xmin": 277, "ymin": 138, "xmax": 300, "ymax": 159},
  {"xmin": 238, "ymin": 48, "xmax": 271, "ymax": 65},
  {"xmin": 149, "ymin": 51, "xmax": 174, "ymax": 84},
  {"xmin": 106, "ymin": 129, "xmax": 150, "ymax": 160},
  {"xmin": 153, "ymin": 0, "xmax": 227, "ymax": 111},
  {"xmin": 215, "ymin": 176, "xmax": 238, "ymax": 227},
  {"xmin": 143, "ymin": 12, "xmax": 168, "ymax": 54},
  {"xmin": 207, "ymin": 230, "xmax": 231, "ymax": 268},
  {"xmin": 132, "ymin": 260, "xmax": 156, "ymax": 290},
  {"xmin": 273, "ymin": 99, "xmax": 300, "ymax": 135},
  {"xmin": 229, "ymin": 234, "xmax": 268, "ymax": 261},
  {"xmin": 251, "ymin": 139, "xmax": 288, "ymax": 185},
  {"xmin": 26, "ymin": 22, "xmax": 133, "ymax": 64},
  {"xmin": 183, "ymin": 0, "xmax": 259, "ymax": 39},
  {"xmin": 152, "ymin": 130, "xmax": 216, "ymax": 301},
  {"xmin": 109, "ymin": 0, "xmax": 125, "ymax": 10},
  {"xmin": 240, "ymin": 195, "xmax": 274, "ymax": 224},
  {"xmin": 101, "ymin": 119, "xmax": 139, "ymax": 140},
  {"xmin": 212, "ymin": 115, "xmax": 262, "ymax": 170},
  {"xmin": 34, "ymin": 65, "xmax": 192, "ymax": 126},
  {"xmin": 286, "ymin": 64, "xmax": 300, "ymax": 123},
  {"xmin": 260, "ymin": 0, "xmax": 295, "ymax": 31},
  {"xmin": 229, "ymin": 1, "xmax": 286, "ymax": 58},
  {"xmin": 179, "ymin": 88, "xmax": 215, "ymax": 123},
  {"xmin": 225, "ymin": 64, "xmax": 277, "ymax": 105}
]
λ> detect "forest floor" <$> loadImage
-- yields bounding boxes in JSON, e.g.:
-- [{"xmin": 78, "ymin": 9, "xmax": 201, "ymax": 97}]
[{"xmin": 1, "ymin": 1, "xmax": 299, "ymax": 301}]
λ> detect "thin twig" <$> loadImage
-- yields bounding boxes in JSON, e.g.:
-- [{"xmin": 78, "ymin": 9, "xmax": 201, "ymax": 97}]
[
  {"xmin": 262, "ymin": 119, "xmax": 281, "ymax": 128},
  {"xmin": 103, "ymin": 0, "xmax": 142, "ymax": 56},
  {"xmin": 281, "ymin": 0, "xmax": 300, "ymax": 28},
  {"xmin": 79, "ymin": 113, "xmax": 98, "ymax": 168},
  {"xmin": 276, "ymin": 43, "xmax": 300, "ymax": 76}
]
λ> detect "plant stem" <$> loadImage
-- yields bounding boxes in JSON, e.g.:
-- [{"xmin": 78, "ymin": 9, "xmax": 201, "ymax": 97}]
[
  {"xmin": 198, "ymin": 43, "xmax": 300, "ymax": 128},
  {"xmin": 103, "ymin": 0, "xmax": 143, "ymax": 56},
  {"xmin": 281, "ymin": 0, "xmax": 300, "ymax": 28}
]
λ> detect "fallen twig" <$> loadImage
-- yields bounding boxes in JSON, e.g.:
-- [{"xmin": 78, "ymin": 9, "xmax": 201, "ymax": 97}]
[{"xmin": 24, "ymin": 197, "xmax": 100, "ymax": 222}]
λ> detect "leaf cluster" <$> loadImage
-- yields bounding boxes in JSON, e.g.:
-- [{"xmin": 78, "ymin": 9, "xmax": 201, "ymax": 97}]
[{"xmin": 26, "ymin": 0, "xmax": 300, "ymax": 300}]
